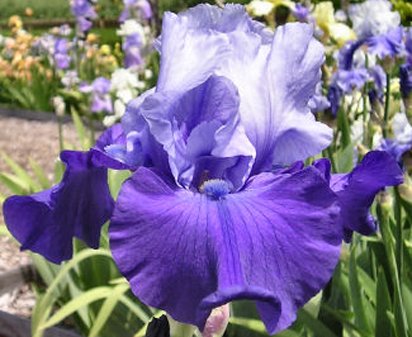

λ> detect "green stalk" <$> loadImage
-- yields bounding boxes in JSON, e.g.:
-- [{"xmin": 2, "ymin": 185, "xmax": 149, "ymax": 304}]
[
  {"xmin": 382, "ymin": 73, "xmax": 391, "ymax": 138},
  {"xmin": 376, "ymin": 203, "xmax": 409, "ymax": 337},
  {"xmin": 394, "ymin": 187, "xmax": 403, "ymax": 280},
  {"xmin": 57, "ymin": 116, "xmax": 64, "ymax": 152},
  {"xmin": 362, "ymin": 54, "xmax": 369, "ymax": 146}
]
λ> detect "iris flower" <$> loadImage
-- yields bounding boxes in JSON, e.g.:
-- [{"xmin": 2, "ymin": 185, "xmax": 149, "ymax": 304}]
[
  {"xmin": 119, "ymin": 0, "xmax": 152, "ymax": 22},
  {"xmin": 70, "ymin": 0, "xmax": 97, "ymax": 34},
  {"xmin": 342, "ymin": 0, "xmax": 404, "ymax": 61},
  {"xmin": 54, "ymin": 38, "xmax": 71, "ymax": 70},
  {"xmin": 80, "ymin": 77, "xmax": 113, "ymax": 114},
  {"xmin": 3, "ymin": 4, "xmax": 403, "ymax": 335}
]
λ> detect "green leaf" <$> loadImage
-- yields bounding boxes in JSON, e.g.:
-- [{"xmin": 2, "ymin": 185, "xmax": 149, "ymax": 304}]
[
  {"xmin": 88, "ymin": 283, "xmax": 130, "ymax": 337},
  {"xmin": 335, "ymin": 143, "xmax": 354, "ymax": 173},
  {"xmin": 228, "ymin": 318, "xmax": 300, "ymax": 337},
  {"xmin": 118, "ymin": 295, "xmax": 150, "ymax": 323},
  {"xmin": 0, "ymin": 192, "xmax": 6, "ymax": 204},
  {"xmin": 297, "ymin": 309, "xmax": 339, "ymax": 337},
  {"xmin": 337, "ymin": 107, "xmax": 351, "ymax": 149},
  {"xmin": 40, "ymin": 286, "xmax": 113, "ymax": 330},
  {"xmin": 71, "ymin": 109, "xmax": 90, "ymax": 150},
  {"xmin": 32, "ymin": 249, "xmax": 112, "ymax": 337},
  {"xmin": 303, "ymin": 291, "xmax": 322, "ymax": 318},
  {"xmin": 109, "ymin": 170, "xmax": 131, "ymax": 199},
  {"xmin": 228, "ymin": 317, "xmax": 266, "ymax": 334},
  {"xmin": 349, "ymin": 248, "xmax": 372, "ymax": 334},
  {"xmin": 54, "ymin": 159, "xmax": 65, "ymax": 184},
  {"xmin": 0, "ymin": 172, "xmax": 29, "ymax": 194},
  {"xmin": 321, "ymin": 304, "xmax": 364, "ymax": 336},
  {"xmin": 29, "ymin": 158, "xmax": 51, "ymax": 189},
  {"xmin": 401, "ymin": 284, "xmax": 412, "ymax": 331},
  {"xmin": 1, "ymin": 152, "xmax": 40, "ymax": 190},
  {"xmin": 30, "ymin": 253, "xmax": 60, "ymax": 287},
  {"xmin": 0, "ymin": 224, "xmax": 11, "ymax": 237},
  {"xmin": 357, "ymin": 267, "xmax": 377, "ymax": 305},
  {"xmin": 375, "ymin": 268, "xmax": 393, "ymax": 337}
]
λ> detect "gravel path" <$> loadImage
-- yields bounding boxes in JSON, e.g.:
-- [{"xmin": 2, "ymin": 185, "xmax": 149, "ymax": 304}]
[{"xmin": 0, "ymin": 115, "xmax": 79, "ymax": 318}]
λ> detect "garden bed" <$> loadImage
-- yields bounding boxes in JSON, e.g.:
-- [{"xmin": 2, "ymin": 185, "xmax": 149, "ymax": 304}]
[
  {"xmin": 0, "ymin": 112, "xmax": 80, "ymax": 322},
  {"xmin": 0, "ymin": 310, "xmax": 81, "ymax": 337}
]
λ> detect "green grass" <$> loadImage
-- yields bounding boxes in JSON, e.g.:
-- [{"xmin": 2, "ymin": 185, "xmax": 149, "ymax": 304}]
[
  {"xmin": 0, "ymin": 0, "xmax": 252, "ymax": 23},
  {"xmin": 0, "ymin": 0, "xmax": 121, "ymax": 21}
]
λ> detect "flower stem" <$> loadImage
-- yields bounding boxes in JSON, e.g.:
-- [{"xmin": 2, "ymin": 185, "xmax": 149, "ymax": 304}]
[
  {"xmin": 383, "ymin": 73, "xmax": 391, "ymax": 138},
  {"xmin": 57, "ymin": 116, "xmax": 64, "ymax": 152}
]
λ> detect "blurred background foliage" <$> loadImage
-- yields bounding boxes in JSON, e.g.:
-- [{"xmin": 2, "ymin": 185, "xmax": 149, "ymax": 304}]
[{"xmin": 0, "ymin": 0, "xmax": 408, "ymax": 24}]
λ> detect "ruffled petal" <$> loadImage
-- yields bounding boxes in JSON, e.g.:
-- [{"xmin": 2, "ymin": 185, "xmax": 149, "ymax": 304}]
[
  {"xmin": 267, "ymin": 23, "xmax": 332, "ymax": 166},
  {"xmin": 155, "ymin": 4, "xmax": 272, "ymax": 94},
  {"xmin": 131, "ymin": 9, "xmax": 332, "ymax": 174},
  {"xmin": 135, "ymin": 75, "xmax": 255, "ymax": 189},
  {"xmin": 3, "ymin": 151, "xmax": 114, "ymax": 263},
  {"xmin": 365, "ymin": 27, "xmax": 404, "ymax": 59},
  {"xmin": 330, "ymin": 151, "xmax": 403, "ymax": 240},
  {"xmin": 92, "ymin": 123, "xmax": 149, "ymax": 170},
  {"xmin": 156, "ymin": 11, "xmax": 231, "ymax": 93},
  {"xmin": 110, "ymin": 166, "xmax": 341, "ymax": 334}
]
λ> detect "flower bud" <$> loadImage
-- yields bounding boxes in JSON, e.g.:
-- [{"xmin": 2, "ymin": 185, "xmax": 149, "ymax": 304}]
[
  {"xmin": 202, "ymin": 304, "xmax": 230, "ymax": 337},
  {"xmin": 377, "ymin": 190, "xmax": 394, "ymax": 215},
  {"xmin": 145, "ymin": 315, "xmax": 170, "ymax": 337},
  {"xmin": 52, "ymin": 96, "xmax": 66, "ymax": 118}
]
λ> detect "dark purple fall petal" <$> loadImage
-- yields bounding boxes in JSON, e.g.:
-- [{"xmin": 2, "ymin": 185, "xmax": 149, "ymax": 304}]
[
  {"xmin": 3, "ymin": 151, "xmax": 114, "ymax": 263},
  {"xmin": 110, "ymin": 167, "xmax": 341, "ymax": 334},
  {"xmin": 331, "ymin": 151, "xmax": 403, "ymax": 240}
]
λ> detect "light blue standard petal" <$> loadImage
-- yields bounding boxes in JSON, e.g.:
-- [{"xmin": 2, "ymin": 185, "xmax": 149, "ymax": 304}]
[
  {"xmin": 266, "ymin": 23, "xmax": 332, "ymax": 166},
  {"xmin": 155, "ymin": 4, "xmax": 272, "ymax": 94},
  {"xmin": 365, "ymin": 27, "xmax": 404, "ymax": 59},
  {"xmin": 109, "ymin": 166, "xmax": 341, "ymax": 335},
  {"xmin": 155, "ymin": 11, "xmax": 231, "ymax": 93},
  {"xmin": 214, "ymin": 22, "xmax": 332, "ymax": 170},
  {"xmin": 3, "ymin": 151, "xmax": 114, "ymax": 263}
]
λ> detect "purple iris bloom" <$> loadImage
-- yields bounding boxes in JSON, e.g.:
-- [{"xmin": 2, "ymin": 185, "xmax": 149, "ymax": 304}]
[
  {"xmin": 292, "ymin": 4, "xmax": 309, "ymax": 22},
  {"xmin": 333, "ymin": 68, "xmax": 369, "ymax": 93},
  {"xmin": 308, "ymin": 82, "xmax": 330, "ymax": 113},
  {"xmin": 327, "ymin": 84, "xmax": 342, "ymax": 116},
  {"xmin": 379, "ymin": 139, "xmax": 411, "ymax": 166},
  {"xmin": 400, "ymin": 63, "xmax": 412, "ymax": 98},
  {"xmin": 123, "ymin": 34, "xmax": 143, "ymax": 68},
  {"xmin": 368, "ymin": 65, "xmax": 387, "ymax": 104},
  {"xmin": 365, "ymin": 27, "xmax": 404, "ymax": 59},
  {"xmin": 338, "ymin": 40, "xmax": 365, "ymax": 71},
  {"xmin": 54, "ymin": 38, "xmax": 70, "ymax": 69},
  {"xmin": 71, "ymin": 0, "xmax": 96, "ymax": 33},
  {"xmin": 3, "ymin": 149, "xmax": 114, "ymax": 263},
  {"xmin": 91, "ymin": 78, "xmax": 113, "ymax": 113},
  {"xmin": 71, "ymin": 0, "xmax": 96, "ymax": 17},
  {"xmin": 329, "ymin": 151, "xmax": 403, "ymax": 241},
  {"xmin": 3, "ymin": 124, "xmax": 132, "ymax": 263},
  {"xmin": 405, "ymin": 28, "xmax": 412, "ymax": 63},
  {"xmin": 80, "ymin": 77, "xmax": 113, "ymax": 113},
  {"xmin": 119, "ymin": 0, "xmax": 152, "ymax": 22},
  {"xmin": 2, "ymin": 4, "xmax": 403, "ymax": 335},
  {"xmin": 329, "ymin": 40, "xmax": 369, "ymax": 101}
]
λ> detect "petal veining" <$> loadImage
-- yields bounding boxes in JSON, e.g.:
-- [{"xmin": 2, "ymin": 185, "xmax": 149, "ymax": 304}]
[{"xmin": 110, "ymin": 166, "xmax": 341, "ymax": 334}]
